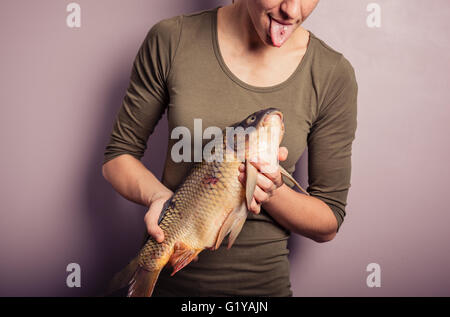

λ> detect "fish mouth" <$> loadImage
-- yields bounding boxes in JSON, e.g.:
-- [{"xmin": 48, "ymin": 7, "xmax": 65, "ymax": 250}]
[
  {"xmin": 261, "ymin": 110, "xmax": 285, "ymax": 135},
  {"xmin": 223, "ymin": 108, "xmax": 286, "ymax": 163},
  {"xmin": 242, "ymin": 109, "xmax": 285, "ymax": 164},
  {"xmin": 262, "ymin": 110, "xmax": 283, "ymax": 124}
]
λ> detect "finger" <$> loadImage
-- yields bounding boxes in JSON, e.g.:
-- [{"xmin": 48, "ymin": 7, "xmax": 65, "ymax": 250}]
[
  {"xmin": 256, "ymin": 172, "xmax": 276, "ymax": 192},
  {"xmin": 278, "ymin": 147, "xmax": 288, "ymax": 161},
  {"xmin": 250, "ymin": 160, "xmax": 275, "ymax": 175},
  {"xmin": 238, "ymin": 163, "xmax": 246, "ymax": 185},
  {"xmin": 250, "ymin": 161, "xmax": 282, "ymax": 187},
  {"xmin": 253, "ymin": 185, "xmax": 271, "ymax": 204},
  {"xmin": 238, "ymin": 171, "xmax": 245, "ymax": 185},
  {"xmin": 250, "ymin": 198, "xmax": 260, "ymax": 214},
  {"xmin": 144, "ymin": 200, "xmax": 166, "ymax": 243}
]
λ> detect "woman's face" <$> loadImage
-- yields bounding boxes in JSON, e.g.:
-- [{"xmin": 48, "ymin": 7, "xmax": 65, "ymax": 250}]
[{"xmin": 245, "ymin": 0, "xmax": 319, "ymax": 47}]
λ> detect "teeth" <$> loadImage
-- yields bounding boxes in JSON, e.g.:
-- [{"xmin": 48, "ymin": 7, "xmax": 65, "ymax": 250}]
[{"xmin": 283, "ymin": 26, "xmax": 287, "ymax": 31}]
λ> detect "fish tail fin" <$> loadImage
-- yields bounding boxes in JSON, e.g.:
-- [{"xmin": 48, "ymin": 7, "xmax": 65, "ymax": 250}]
[
  {"xmin": 127, "ymin": 266, "xmax": 162, "ymax": 297},
  {"xmin": 105, "ymin": 256, "xmax": 139, "ymax": 296}
]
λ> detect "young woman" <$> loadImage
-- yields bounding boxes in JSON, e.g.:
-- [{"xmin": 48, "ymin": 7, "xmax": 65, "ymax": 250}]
[{"xmin": 102, "ymin": 0, "xmax": 357, "ymax": 296}]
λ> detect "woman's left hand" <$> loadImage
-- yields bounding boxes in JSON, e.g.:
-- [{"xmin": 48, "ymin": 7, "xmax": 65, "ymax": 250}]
[{"xmin": 238, "ymin": 147, "xmax": 288, "ymax": 214}]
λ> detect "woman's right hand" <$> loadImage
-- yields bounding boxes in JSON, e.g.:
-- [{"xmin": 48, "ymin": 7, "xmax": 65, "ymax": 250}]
[{"xmin": 144, "ymin": 190, "xmax": 173, "ymax": 243}]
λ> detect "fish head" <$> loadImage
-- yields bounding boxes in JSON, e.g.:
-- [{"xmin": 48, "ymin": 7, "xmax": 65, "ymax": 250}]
[
  {"xmin": 227, "ymin": 108, "xmax": 285, "ymax": 209},
  {"xmin": 227, "ymin": 107, "xmax": 285, "ymax": 162},
  {"xmin": 232, "ymin": 107, "xmax": 284, "ymax": 133}
]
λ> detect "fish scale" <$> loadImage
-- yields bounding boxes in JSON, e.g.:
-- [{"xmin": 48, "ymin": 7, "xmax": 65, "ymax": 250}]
[{"xmin": 137, "ymin": 158, "xmax": 243, "ymax": 273}]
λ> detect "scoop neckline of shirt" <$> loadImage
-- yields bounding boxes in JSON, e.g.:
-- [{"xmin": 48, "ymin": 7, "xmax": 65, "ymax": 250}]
[{"xmin": 211, "ymin": 6, "xmax": 314, "ymax": 93}]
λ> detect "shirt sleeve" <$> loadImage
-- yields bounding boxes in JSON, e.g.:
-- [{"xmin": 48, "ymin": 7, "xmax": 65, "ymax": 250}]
[
  {"xmin": 307, "ymin": 55, "xmax": 358, "ymax": 231},
  {"xmin": 102, "ymin": 16, "xmax": 183, "ymax": 165}
]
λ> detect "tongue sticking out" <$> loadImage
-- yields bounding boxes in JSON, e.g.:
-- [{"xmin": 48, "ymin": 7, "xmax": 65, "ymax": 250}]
[{"xmin": 270, "ymin": 17, "xmax": 295, "ymax": 47}]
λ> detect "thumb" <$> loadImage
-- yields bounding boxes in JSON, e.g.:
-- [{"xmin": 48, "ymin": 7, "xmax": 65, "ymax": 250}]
[
  {"xmin": 144, "ymin": 199, "xmax": 166, "ymax": 243},
  {"xmin": 278, "ymin": 147, "xmax": 288, "ymax": 162}
]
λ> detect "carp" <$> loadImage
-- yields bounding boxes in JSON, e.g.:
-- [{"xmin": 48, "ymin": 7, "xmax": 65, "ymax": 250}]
[{"xmin": 108, "ymin": 108, "xmax": 308, "ymax": 297}]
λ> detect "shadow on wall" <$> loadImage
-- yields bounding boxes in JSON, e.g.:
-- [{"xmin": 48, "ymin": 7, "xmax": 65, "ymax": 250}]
[
  {"xmin": 82, "ymin": 42, "xmax": 169, "ymax": 296},
  {"xmin": 81, "ymin": 0, "xmax": 309, "ymax": 296}
]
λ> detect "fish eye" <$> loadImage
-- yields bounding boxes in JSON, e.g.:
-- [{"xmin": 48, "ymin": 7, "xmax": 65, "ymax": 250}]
[{"xmin": 247, "ymin": 115, "xmax": 256, "ymax": 124}]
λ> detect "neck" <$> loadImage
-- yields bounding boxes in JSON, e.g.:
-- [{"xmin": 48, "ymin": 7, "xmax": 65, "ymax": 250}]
[{"xmin": 220, "ymin": 1, "xmax": 266, "ymax": 51}]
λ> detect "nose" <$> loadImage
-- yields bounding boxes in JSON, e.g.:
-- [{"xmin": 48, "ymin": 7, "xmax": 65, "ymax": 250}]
[{"xmin": 280, "ymin": 0, "xmax": 301, "ymax": 21}]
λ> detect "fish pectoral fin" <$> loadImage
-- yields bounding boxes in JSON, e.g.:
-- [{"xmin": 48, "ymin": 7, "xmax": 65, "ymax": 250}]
[
  {"xmin": 246, "ymin": 160, "xmax": 258, "ymax": 209},
  {"xmin": 227, "ymin": 203, "xmax": 248, "ymax": 249},
  {"xmin": 213, "ymin": 208, "xmax": 238, "ymax": 250},
  {"xmin": 214, "ymin": 202, "xmax": 249, "ymax": 251},
  {"xmin": 169, "ymin": 242, "xmax": 201, "ymax": 276},
  {"xmin": 279, "ymin": 165, "xmax": 310, "ymax": 196}
]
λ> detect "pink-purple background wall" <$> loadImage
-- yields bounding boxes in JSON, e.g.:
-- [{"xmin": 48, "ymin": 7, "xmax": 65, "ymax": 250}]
[{"xmin": 1, "ymin": 0, "xmax": 449, "ymax": 296}]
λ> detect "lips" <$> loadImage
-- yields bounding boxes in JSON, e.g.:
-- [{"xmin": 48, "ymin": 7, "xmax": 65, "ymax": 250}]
[{"xmin": 269, "ymin": 16, "xmax": 296, "ymax": 47}]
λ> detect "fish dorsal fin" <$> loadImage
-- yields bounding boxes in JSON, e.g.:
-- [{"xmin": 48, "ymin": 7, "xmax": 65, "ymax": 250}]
[
  {"xmin": 168, "ymin": 242, "xmax": 201, "ymax": 276},
  {"xmin": 279, "ymin": 166, "xmax": 309, "ymax": 195},
  {"xmin": 227, "ymin": 202, "xmax": 248, "ymax": 249},
  {"xmin": 157, "ymin": 197, "xmax": 174, "ymax": 224}
]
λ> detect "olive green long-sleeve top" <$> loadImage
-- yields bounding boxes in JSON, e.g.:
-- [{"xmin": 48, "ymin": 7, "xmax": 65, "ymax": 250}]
[{"xmin": 103, "ymin": 7, "xmax": 357, "ymax": 296}]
